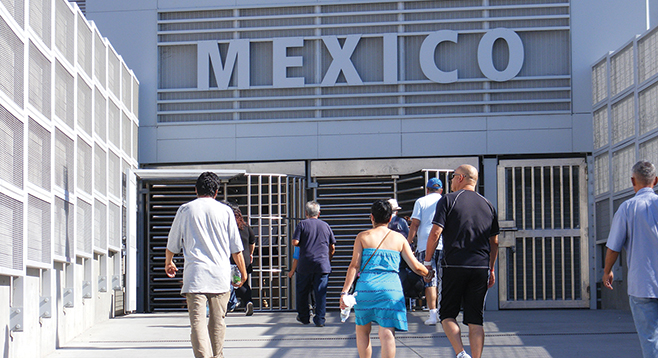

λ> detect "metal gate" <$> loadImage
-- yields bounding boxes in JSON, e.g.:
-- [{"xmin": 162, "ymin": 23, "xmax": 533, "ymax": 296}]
[
  {"xmin": 314, "ymin": 170, "xmax": 450, "ymax": 309},
  {"xmin": 497, "ymin": 158, "xmax": 589, "ymax": 309},
  {"xmin": 143, "ymin": 172, "xmax": 304, "ymax": 312}
]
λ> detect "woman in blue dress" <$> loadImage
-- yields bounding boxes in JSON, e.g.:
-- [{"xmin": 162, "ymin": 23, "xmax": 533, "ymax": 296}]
[{"xmin": 340, "ymin": 200, "xmax": 429, "ymax": 358}]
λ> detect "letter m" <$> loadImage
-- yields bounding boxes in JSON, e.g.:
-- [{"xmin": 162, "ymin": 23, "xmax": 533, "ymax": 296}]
[{"xmin": 197, "ymin": 40, "xmax": 250, "ymax": 90}]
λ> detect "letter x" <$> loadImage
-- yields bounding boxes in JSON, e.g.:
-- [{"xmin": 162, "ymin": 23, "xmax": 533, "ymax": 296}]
[{"xmin": 321, "ymin": 35, "xmax": 363, "ymax": 86}]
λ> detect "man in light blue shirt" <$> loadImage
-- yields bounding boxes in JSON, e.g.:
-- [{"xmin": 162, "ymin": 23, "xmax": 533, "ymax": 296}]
[
  {"xmin": 408, "ymin": 177, "xmax": 443, "ymax": 325},
  {"xmin": 604, "ymin": 160, "xmax": 658, "ymax": 358}
]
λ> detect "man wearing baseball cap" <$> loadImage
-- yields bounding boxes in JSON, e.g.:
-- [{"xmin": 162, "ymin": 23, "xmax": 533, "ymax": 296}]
[
  {"xmin": 407, "ymin": 177, "xmax": 444, "ymax": 325},
  {"xmin": 387, "ymin": 198, "xmax": 409, "ymax": 238}
]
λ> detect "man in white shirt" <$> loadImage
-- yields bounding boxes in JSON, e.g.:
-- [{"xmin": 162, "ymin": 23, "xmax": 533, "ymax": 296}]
[
  {"xmin": 407, "ymin": 177, "xmax": 443, "ymax": 325},
  {"xmin": 165, "ymin": 172, "xmax": 247, "ymax": 358}
]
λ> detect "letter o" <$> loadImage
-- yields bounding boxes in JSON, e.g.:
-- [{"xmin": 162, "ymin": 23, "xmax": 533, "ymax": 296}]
[{"xmin": 477, "ymin": 28, "xmax": 524, "ymax": 82}]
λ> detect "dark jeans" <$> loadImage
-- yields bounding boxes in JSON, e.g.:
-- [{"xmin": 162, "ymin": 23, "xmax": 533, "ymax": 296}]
[{"xmin": 296, "ymin": 272, "xmax": 329, "ymax": 325}]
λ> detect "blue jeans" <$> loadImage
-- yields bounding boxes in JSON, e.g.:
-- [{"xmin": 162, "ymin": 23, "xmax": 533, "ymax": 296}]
[
  {"xmin": 629, "ymin": 295, "xmax": 658, "ymax": 358},
  {"xmin": 296, "ymin": 272, "xmax": 329, "ymax": 325}
]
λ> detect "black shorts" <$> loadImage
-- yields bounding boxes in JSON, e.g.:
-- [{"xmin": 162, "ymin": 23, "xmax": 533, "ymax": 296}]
[{"xmin": 439, "ymin": 267, "xmax": 489, "ymax": 325}]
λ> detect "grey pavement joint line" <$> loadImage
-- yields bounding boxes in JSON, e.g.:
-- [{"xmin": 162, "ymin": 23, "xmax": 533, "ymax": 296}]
[{"xmin": 88, "ymin": 330, "xmax": 638, "ymax": 344}]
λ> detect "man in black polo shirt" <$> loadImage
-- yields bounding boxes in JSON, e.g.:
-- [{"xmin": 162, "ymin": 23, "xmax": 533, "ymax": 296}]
[{"xmin": 424, "ymin": 164, "xmax": 499, "ymax": 358}]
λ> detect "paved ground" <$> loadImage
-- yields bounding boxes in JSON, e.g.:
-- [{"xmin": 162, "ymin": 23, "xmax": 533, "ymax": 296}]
[{"xmin": 46, "ymin": 309, "xmax": 641, "ymax": 357}]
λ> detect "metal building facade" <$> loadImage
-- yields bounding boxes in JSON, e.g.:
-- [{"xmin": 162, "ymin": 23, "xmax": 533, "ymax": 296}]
[
  {"xmin": 0, "ymin": 0, "xmax": 139, "ymax": 355},
  {"xmin": 592, "ymin": 25, "xmax": 658, "ymax": 309}
]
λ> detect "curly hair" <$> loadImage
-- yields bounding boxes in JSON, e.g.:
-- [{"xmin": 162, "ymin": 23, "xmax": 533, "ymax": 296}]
[{"xmin": 195, "ymin": 172, "xmax": 220, "ymax": 197}]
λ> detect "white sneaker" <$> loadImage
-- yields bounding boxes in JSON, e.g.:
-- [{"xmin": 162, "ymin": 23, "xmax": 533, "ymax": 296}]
[
  {"xmin": 456, "ymin": 351, "xmax": 471, "ymax": 358},
  {"xmin": 424, "ymin": 309, "xmax": 438, "ymax": 325}
]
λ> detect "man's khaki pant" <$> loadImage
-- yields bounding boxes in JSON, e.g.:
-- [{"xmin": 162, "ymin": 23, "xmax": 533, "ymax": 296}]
[{"xmin": 186, "ymin": 292, "xmax": 230, "ymax": 358}]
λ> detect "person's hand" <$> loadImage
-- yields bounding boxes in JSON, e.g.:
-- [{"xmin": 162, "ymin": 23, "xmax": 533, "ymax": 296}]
[
  {"xmin": 424, "ymin": 266, "xmax": 435, "ymax": 283},
  {"xmin": 250, "ymin": 254, "xmax": 254, "ymax": 264},
  {"xmin": 339, "ymin": 295, "xmax": 347, "ymax": 310},
  {"xmin": 287, "ymin": 270, "xmax": 294, "ymax": 279},
  {"xmin": 488, "ymin": 270, "xmax": 496, "ymax": 288},
  {"xmin": 603, "ymin": 270, "xmax": 614, "ymax": 290},
  {"xmin": 165, "ymin": 260, "xmax": 178, "ymax": 278},
  {"xmin": 232, "ymin": 275, "xmax": 247, "ymax": 288}
]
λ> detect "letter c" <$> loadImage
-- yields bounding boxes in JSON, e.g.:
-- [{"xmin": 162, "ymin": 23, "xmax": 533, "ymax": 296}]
[{"xmin": 419, "ymin": 30, "xmax": 458, "ymax": 84}]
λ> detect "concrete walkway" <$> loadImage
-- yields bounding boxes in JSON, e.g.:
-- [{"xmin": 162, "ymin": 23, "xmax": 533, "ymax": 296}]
[{"xmin": 46, "ymin": 309, "xmax": 641, "ymax": 357}]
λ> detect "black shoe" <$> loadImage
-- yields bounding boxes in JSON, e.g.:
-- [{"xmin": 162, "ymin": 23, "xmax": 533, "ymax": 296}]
[
  {"xmin": 296, "ymin": 315, "xmax": 310, "ymax": 325},
  {"xmin": 315, "ymin": 322, "xmax": 324, "ymax": 327},
  {"xmin": 245, "ymin": 302, "xmax": 253, "ymax": 316}
]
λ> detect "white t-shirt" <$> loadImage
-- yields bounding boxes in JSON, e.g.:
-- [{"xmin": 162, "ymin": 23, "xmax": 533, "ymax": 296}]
[
  {"xmin": 167, "ymin": 197, "xmax": 243, "ymax": 294},
  {"xmin": 411, "ymin": 192, "xmax": 443, "ymax": 252}
]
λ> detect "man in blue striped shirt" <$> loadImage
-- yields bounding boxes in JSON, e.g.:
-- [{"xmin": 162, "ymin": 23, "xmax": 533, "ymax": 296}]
[{"xmin": 604, "ymin": 160, "xmax": 658, "ymax": 358}]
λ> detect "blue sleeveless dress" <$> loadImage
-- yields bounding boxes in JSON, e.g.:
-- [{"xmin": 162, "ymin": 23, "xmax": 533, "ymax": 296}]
[{"xmin": 354, "ymin": 248, "xmax": 407, "ymax": 331}]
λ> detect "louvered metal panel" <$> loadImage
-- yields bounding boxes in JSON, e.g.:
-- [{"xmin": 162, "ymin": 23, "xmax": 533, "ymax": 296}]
[
  {"xmin": 108, "ymin": 99, "xmax": 120, "ymax": 148},
  {"xmin": 29, "ymin": 0, "xmax": 50, "ymax": 48},
  {"xmin": 107, "ymin": 49, "xmax": 121, "ymax": 100},
  {"xmin": 27, "ymin": 194, "xmax": 50, "ymax": 264},
  {"xmin": 121, "ymin": 65, "xmax": 131, "ymax": 110},
  {"xmin": 132, "ymin": 121, "xmax": 138, "ymax": 160},
  {"xmin": 94, "ymin": 30, "xmax": 106, "ymax": 87},
  {"xmin": 639, "ymin": 82, "xmax": 658, "ymax": 136},
  {"xmin": 77, "ymin": 12, "xmax": 92, "ymax": 77},
  {"xmin": 55, "ymin": 0, "xmax": 74, "ymax": 64},
  {"xmin": 108, "ymin": 149, "xmax": 120, "ymax": 198},
  {"xmin": 53, "ymin": 196, "xmax": 73, "ymax": 260},
  {"xmin": 54, "ymin": 128, "xmax": 74, "ymax": 193},
  {"xmin": 77, "ymin": 198, "xmax": 92, "ymax": 255},
  {"xmin": 28, "ymin": 41, "xmax": 51, "ymax": 119},
  {"xmin": 77, "ymin": 77, "xmax": 92, "ymax": 135},
  {"xmin": 157, "ymin": 0, "xmax": 571, "ymax": 123},
  {"xmin": 132, "ymin": 77, "xmax": 139, "ymax": 116},
  {"xmin": 94, "ymin": 143, "xmax": 106, "ymax": 195},
  {"xmin": 611, "ymin": 94, "xmax": 634, "ymax": 145},
  {"xmin": 592, "ymin": 107, "xmax": 608, "ymax": 150},
  {"xmin": 27, "ymin": 117, "xmax": 50, "ymax": 190},
  {"xmin": 94, "ymin": 199, "xmax": 107, "ymax": 250},
  {"xmin": 108, "ymin": 201, "xmax": 121, "ymax": 249},
  {"xmin": 76, "ymin": 136, "xmax": 92, "ymax": 194},
  {"xmin": 0, "ymin": 103, "xmax": 23, "ymax": 189},
  {"xmin": 121, "ymin": 111, "xmax": 130, "ymax": 155},
  {"xmin": 94, "ymin": 87, "xmax": 107, "ymax": 141},
  {"xmin": 55, "ymin": 60, "xmax": 75, "ymax": 129},
  {"xmin": 1, "ymin": 0, "xmax": 24, "ymax": 28},
  {"xmin": 0, "ymin": 193, "xmax": 23, "ymax": 271},
  {"xmin": 0, "ymin": 15, "xmax": 24, "ymax": 108}
]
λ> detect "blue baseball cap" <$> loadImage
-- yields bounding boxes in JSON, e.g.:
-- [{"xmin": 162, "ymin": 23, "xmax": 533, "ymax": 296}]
[{"xmin": 426, "ymin": 177, "xmax": 443, "ymax": 190}]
